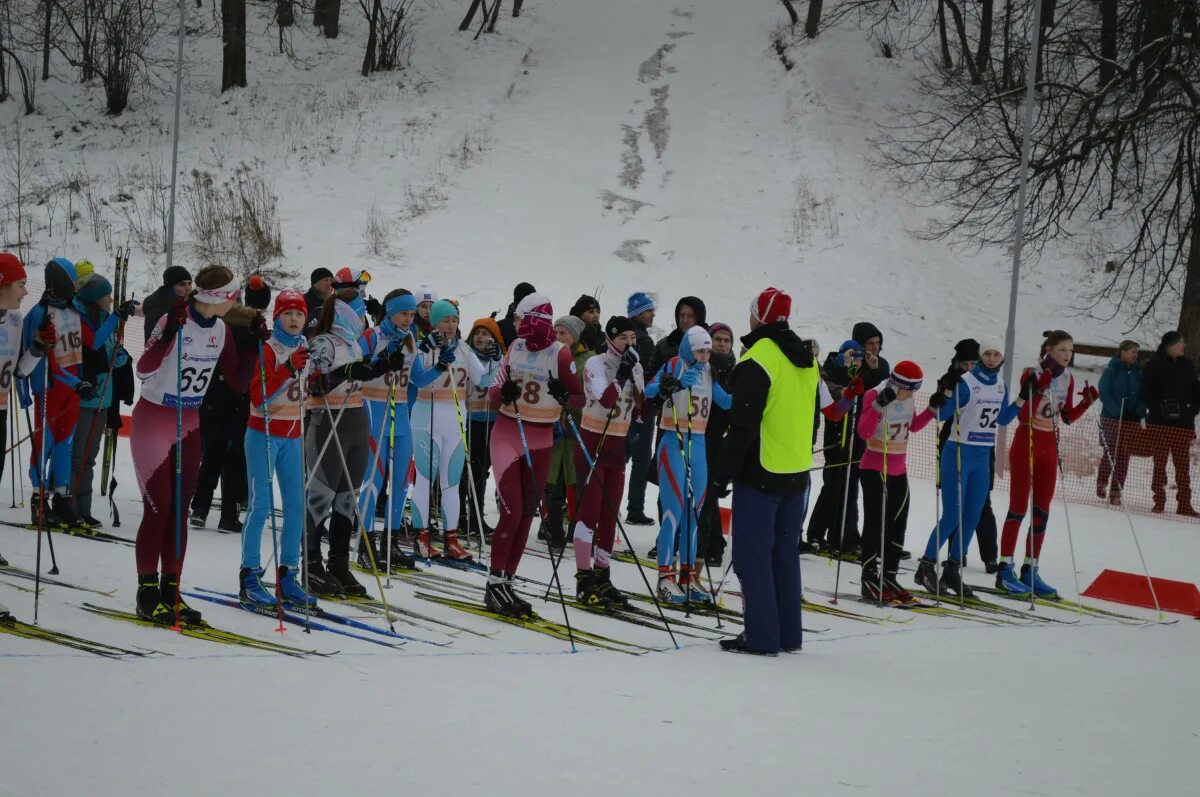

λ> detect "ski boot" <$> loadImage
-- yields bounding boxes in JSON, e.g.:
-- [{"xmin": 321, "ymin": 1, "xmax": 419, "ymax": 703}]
[
  {"xmin": 914, "ymin": 556, "xmax": 940, "ymax": 594},
  {"xmin": 238, "ymin": 567, "xmax": 278, "ymax": 608},
  {"xmin": 798, "ymin": 538, "xmax": 820, "ymax": 555},
  {"xmin": 883, "ymin": 572, "xmax": 916, "ymax": 605},
  {"xmin": 277, "ymin": 566, "xmax": 318, "ymax": 609},
  {"xmin": 575, "ymin": 568, "xmax": 611, "ymax": 610},
  {"xmin": 414, "ymin": 530, "xmax": 441, "ymax": 559},
  {"xmin": 304, "ymin": 551, "xmax": 345, "ymax": 598},
  {"xmin": 505, "ymin": 576, "xmax": 533, "ymax": 617},
  {"xmin": 680, "ymin": 566, "xmax": 713, "ymax": 604},
  {"xmin": 357, "ymin": 533, "xmax": 386, "ymax": 572},
  {"xmin": 217, "ymin": 514, "xmax": 241, "ymax": 534},
  {"xmin": 994, "ymin": 561, "xmax": 1031, "ymax": 596},
  {"xmin": 626, "ymin": 511, "xmax": 655, "ymax": 527},
  {"xmin": 656, "ymin": 569, "xmax": 687, "ymax": 605},
  {"xmin": 29, "ymin": 492, "xmax": 59, "ymax": 528},
  {"xmin": 592, "ymin": 566, "xmax": 630, "ymax": 608},
  {"xmin": 983, "ymin": 559, "xmax": 999, "ymax": 575},
  {"xmin": 80, "ymin": 514, "xmax": 103, "ymax": 529},
  {"xmin": 860, "ymin": 566, "xmax": 891, "ymax": 604},
  {"xmin": 327, "ymin": 554, "xmax": 368, "ymax": 598},
  {"xmin": 49, "ymin": 491, "xmax": 78, "ymax": 526},
  {"xmin": 939, "ymin": 560, "xmax": 974, "ymax": 598},
  {"xmin": 189, "ymin": 508, "xmax": 209, "ymax": 529},
  {"xmin": 1020, "ymin": 563, "xmax": 1058, "ymax": 598},
  {"xmin": 484, "ymin": 575, "xmax": 524, "ymax": 618},
  {"xmin": 719, "ymin": 633, "xmax": 777, "ymax": 657},
  {"xmin": 386, "ymin": 534, "xmax": 418, "ymax": 570},
  {"xmin": 0, "ymin": 551, "xmax": 7, "ymax": 566},
  {"xmin": 160, "ymin": 574, "xmax": 203, "ymax": 625},
  {"xmin": 442, "ymin": 531, "xmax": 473, "ymax": 562},
  {"xmin": 136, "ymin": 573, "xmax": 173, "ymax": 623}
]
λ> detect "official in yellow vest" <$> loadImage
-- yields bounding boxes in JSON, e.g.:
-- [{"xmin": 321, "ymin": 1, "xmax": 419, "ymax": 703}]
[{"xmin": 714, "ymin": 287, "xmax": 817, "ymax": 656}]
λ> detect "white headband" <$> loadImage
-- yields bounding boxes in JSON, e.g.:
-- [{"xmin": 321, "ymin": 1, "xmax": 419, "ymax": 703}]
[{"xmin": 194, "ymin": 276, "xmax": 239, "ymax": 304}]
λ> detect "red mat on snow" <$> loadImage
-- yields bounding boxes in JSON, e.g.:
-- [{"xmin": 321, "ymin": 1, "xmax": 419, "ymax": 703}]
[{"xmin": 1081, "ymin": 569, "xmax": 1200, "ymax": 618}]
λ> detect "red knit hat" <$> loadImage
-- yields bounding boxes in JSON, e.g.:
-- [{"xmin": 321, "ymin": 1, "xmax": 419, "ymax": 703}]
[
  {"xmin": 0, "ymin": 253, "xmax": 26, "ymax": 286},
  {"xmin": 751, "ymin": 286, "xmax": 792, "ymax": 324},
  {"xmin": 273, "ymin": 288, "xmax": 307, "ymax": 320},
  {"xmin": 889, "ymin": 360, "xmax": 924, "ymax": 391}
]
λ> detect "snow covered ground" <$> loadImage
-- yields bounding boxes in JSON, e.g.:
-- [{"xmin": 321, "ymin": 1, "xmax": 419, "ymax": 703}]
[
  {"xmin": 2, "ymin": 0, "xmax": 1196, "ymax": 794},
  {"xmin": 1, "ymin": 441, "xmax": 1196, "ymax": 795}
]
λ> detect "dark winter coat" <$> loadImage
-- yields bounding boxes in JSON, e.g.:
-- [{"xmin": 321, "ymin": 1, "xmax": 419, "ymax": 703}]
[
  {"xmin": 820, "ymin": 351, "xmax": 857, "ymax": 460},
  {"xmin": 716, "ymin": 322, "xmax": 816, "ymax": 494},
  {"xmin": 497, "ymin": 302, "xmax": 519, "ymax": 349},
  {"xmin": 632, "ymin": 316, "xmax": 656, "ymax": 368},
  {"xmin": 1099, "ymin": 356, "xmax": 1147, "ymax": 421},
  {"xmin": 303, "ymin": 287, "xmax": 328, "ymax": 339},
  {"xmin": 649, "ymin": 296, "xmax": 707, "ymax": 377},
  {"xmin": 1141, "ymin": 348, "xmax": 1200, "ymax": 430},
  {"xmin": 704, "ymin": 350, "xmax": 737, "ymax": 470}
]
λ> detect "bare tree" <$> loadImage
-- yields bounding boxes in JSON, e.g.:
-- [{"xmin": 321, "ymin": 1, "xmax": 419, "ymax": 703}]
[
  {"xmin": 360, "ymin": 0, "xmax": 414, "ymax": 75},
  {"xmin": 314, "ymin": 0, "xmax": 341, "ymax": 38},
  {"xmin": 878, "ymin": 0, "xmax": 1200, "ymax": 343},
  {"xmin": 222, "ymin": 0, "xmax": 246, "ymax": 90}
]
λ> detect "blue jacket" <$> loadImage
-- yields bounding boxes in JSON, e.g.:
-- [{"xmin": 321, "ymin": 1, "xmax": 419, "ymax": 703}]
[{"xmin": 1098, "ymin": 356, "xmax": 1145, "ymax": 420}]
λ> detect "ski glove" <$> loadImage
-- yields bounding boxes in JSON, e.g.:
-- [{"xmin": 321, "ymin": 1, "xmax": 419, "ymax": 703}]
[
  {"xmin": 75, "ymin": 381, "xmax": 98, "ymax": 401},
  {"xmin": 875, "ymin": 386, "xmax": 897, "ymax": 409},
  {"xmin": 249, "ymin": 313, "xmax": 271, "ymax": 342},
  {"xmin": 385, "ymin": 347, "xmax": 406, "ymax": 373},
  {"xmin": 483, "ymin": 341, "xmax": 502, "ymax": 362},
  {"xmin": 364, "ymin": 297, "xmax": 383, "ymax": 321},
  {"xmin": 286, "ymin": 348, "xmax": 310, "ymax": 374},
  {"xmin": 928, "ymin": 391, "xmax": 948, "ymax": 410},
  {"xmin": 615, "ymin": 349, "xmax": 637, "ymax": 384},
  {"xmin": 841, "ymin": 375, "xmax": 865, "ymax": 401},
  {"xmin": 30, "ymin": 319, "xmax": 56, "ymax": 356},
  {"xmin": 115, "ymin": 299, "xmax": 140, "ymax": 321},
  {"xmin": 113, "ymin": 346, "xmax": 130, "ymax": 369},
  {"xmin": 547, "ymin": 372, "xmax": 570, "ymax": 406},
  {"xmin": 499, "ymin": 378, "xmax": 521, "ymax": 405},
  {"xmin": 162, "ymin": 298, "xmax": 189, "ymax": 341},
  {"xmin": 1079, "ymin": 381, "xmax": 1099, "ymax": 405},
  {"xmin": 658, "ymin": 373, "xmax": 682, "ymax": 398},
  {"xmin": 937, "ymin": 369, "xmax": 963, "ymax": 393},
  {"xmin": 680, "ymin": 367, "xmax": 702, "ymax": 389},
  {"xmin": 437, "ymin": 345, "xmax": 456, "ymax": 368}
]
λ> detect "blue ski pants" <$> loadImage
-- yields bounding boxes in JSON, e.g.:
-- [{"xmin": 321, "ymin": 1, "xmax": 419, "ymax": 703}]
[{"xmin": 242, "ymin": 430, "xmax": 304, "ymax": 569}]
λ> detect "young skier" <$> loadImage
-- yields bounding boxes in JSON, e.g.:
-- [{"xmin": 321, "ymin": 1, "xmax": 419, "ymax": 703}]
[
  {"xmin": 0, "ymin": 253, "xmax": 56, "ymax": 565},
  {"xmin": 996, "ymin": 330, "xmax": 1098, "ymax": 597},
  {"xmin": 69, "ymin": 273, "xmax": 131, "ymax": 527},
  {"xmin": 645, "ymin": 326, "xmax": 732, "ymax": 604},
  {"xmin": 303, "ymin": 270, "xmax": 398, "ymax": 597},
  {"xmin": 237, "ymin": 289, "xmax": 318, "ymax": 609},
  {"xmin": 915, "ymin": 338, "xmax": 1022, "ymax": 597},
  {"xmin": 542, "ymin": 315, "xmax": 590, "ymax": 547},
  {"xmin": 571, "ymin": 315, "xmax": 644, "ymax": 608},
  {"xmin": 409, "ymin": 299, "xmax": 489, "ymax": 561},
  {"xmin": 486, "ymin": 294, "xmax": 584, "ymax": 616},
  {"xmin": 23, "ymin": 258, "xmax": 133, "ymax": 526},
  {"xmin": 856, "ymin": 360, "xmax": 935, "ymax": 604},
  {"xmin": 461, "ymin": 317, "xmax": 504, "ymax": 541},
  {"xmin": 132, "ymin": 264, "xmax": 261, "ymax": 623},
  {"xmin": 357, "ymin": 289, "xmax": 435, "ymax": 570}
]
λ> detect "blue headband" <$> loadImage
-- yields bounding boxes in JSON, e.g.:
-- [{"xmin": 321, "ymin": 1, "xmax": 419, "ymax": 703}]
[{"xmin": 386, "ymin": 294, "xmax": 418, "ymax": 316}]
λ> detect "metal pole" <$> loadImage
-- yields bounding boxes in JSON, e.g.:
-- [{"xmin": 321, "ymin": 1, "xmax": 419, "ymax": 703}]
[
  {"xmin": 164, "ymin": 0, "xmax": 187, "ymax": 271},
  {"xmin": 997, "ymin": 0, "xmax": 1045, "ymax": 471}
]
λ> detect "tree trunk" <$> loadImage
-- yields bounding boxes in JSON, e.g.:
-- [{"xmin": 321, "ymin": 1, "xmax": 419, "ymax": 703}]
[
  {"xmin": 937, "ymin": 0, "xmax": 953, "ymax": 69},
  {"xmin": 361, "ymin": 0, "xmax": 380, "ymax": 76},
  {"xmin": 314, "ymin": 0, "xmax": 341, "ymax": 38},
  {"xmin": 222, "ymin": 0, "xmax": 248, "ymax": 91},
  {"xmin": 460, "ymin": 0, "xmax": 484, "ymax": 31},
  {"xmin": 804, "ymin": 0, "xmax": 822, "ymax": 37},
  {"xmin": 1180, "ymin": 202, "xmax": 1200, "ymax": 358},
  {"xmin": 41, "ymin": 0, "xmax": 50, "ymax": 80},
  {"xmin": 513, "ymin": 0, "xmax": 524, "ymax": 16},
  {"xmin": 944, "ymin": 0, "xmax": 981, "ymax": 83},
  {"xmin": 975, "ymin": 0, "xmax": 993, "ymax": 83},
  {"xmin": 1098, "ymin": 0, "xmax": 1117, "ymax": 86},
  {"xmin": 276, "ymin": 0, "xmax": 295, "ymax": 27},
  {"xmin": 1, "ymin": 21, "xmax": 8, "ymax": 102},
  {"xmin": 1002, "ymin": 0, "xmax": 1012, "ymax": 89},
  {"xmin": 778, "ymin": 0, "xmax": 798, "ymax": 26},
  {"xmin": 1036, "ymin": 0, "xmax": 1057, "ymax": 83}
]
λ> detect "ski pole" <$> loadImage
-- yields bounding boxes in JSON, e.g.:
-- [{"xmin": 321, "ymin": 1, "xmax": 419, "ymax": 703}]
[
  {"xmin": 562, "ymin": 411, "xmax": 679, "ymax": 648},
  {"xmin": 319, "ymin": 391, "xmax": 396, "ymax": 632},
  {"xmin": 511, "ymin": 401, "xmax": 576, "ymax": 651},
  {"xmin": 256, "ymin": 339, "xmax": 286, "ymax": 632},
  {"xmin": 8, "ymin": 389, "xmax": 15, "ymax": 508},
  {"xmin": 829, "ymin": 363, "xmax": 859, "ymax": 605},
  {"xmin": 1051, "ymin": 404, "xmax": 1085, "ymax": 615},
  {"xmin": 384, "ymin": 379, "xmax": 397, "ymax": 588},
  {"xmin": 449, "ymin": 358, "xmax": 486, "ymax": 562},
  {"xmin": 878, "ymin": 403, "xmax": 888, "ymax": 607},
  {"xmin": 665, "ymin": 380, "xmax": 700, "ymax": 618},
  {"xmin": 954, "ymin": 396, "xmax": 965, "ymax": 608},
  {"xmin": 172, "ymin": 324, "xmax": 184, "ymax": 632},
  {"xmin": 1095, "ymin": 402, "xmax": 1165, "ymax": 620},
  {"xmin": 1027, "ymin": 375, "xmax": 1037, "ymax": 610},
  {"xmin": 682, "ymin": 386, "xmax": 725, "ymax": 627},
  {"xmin": 297, "ymin": 382, "xmax": 311, "ymax": 633},
  {"xmin": 13, "ymin": 388, "xmax": 25, "ymax": 508},
  {"xmin": 932, "ymin": 420, "xmax": 943, "ymax": 607}
]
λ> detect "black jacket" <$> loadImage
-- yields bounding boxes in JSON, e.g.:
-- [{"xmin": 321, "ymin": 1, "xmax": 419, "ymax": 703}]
[
  {"xmin": 632, "ymin": 317, "xmax": 656, "ymax": 373},
  {"xmin": 497, "ymin": 302, "xmax": 519, "ymax": 349},
  {"xmin": 649, "ymin": 296, "xmax": 707, "ymax": 377},
  {"xmin": 1142, "ymin": 348, "xmax": 1199, "ymax": 430},
  {"xmin": 303, "ymin": 288, "xmax": 327, "ymax": 339},
  {"xmin": 716, "ymin": 322, "xmax": 816, "ymax": 494},
  {"xmin": 704, "ymin": 350, "xmax": 737, "ymax": 469}
]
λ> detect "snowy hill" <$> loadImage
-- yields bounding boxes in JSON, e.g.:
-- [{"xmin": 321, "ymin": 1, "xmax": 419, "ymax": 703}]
[{"xmin": 1, "ymin": 3, "xmax": 1195, "ymax": 795}]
